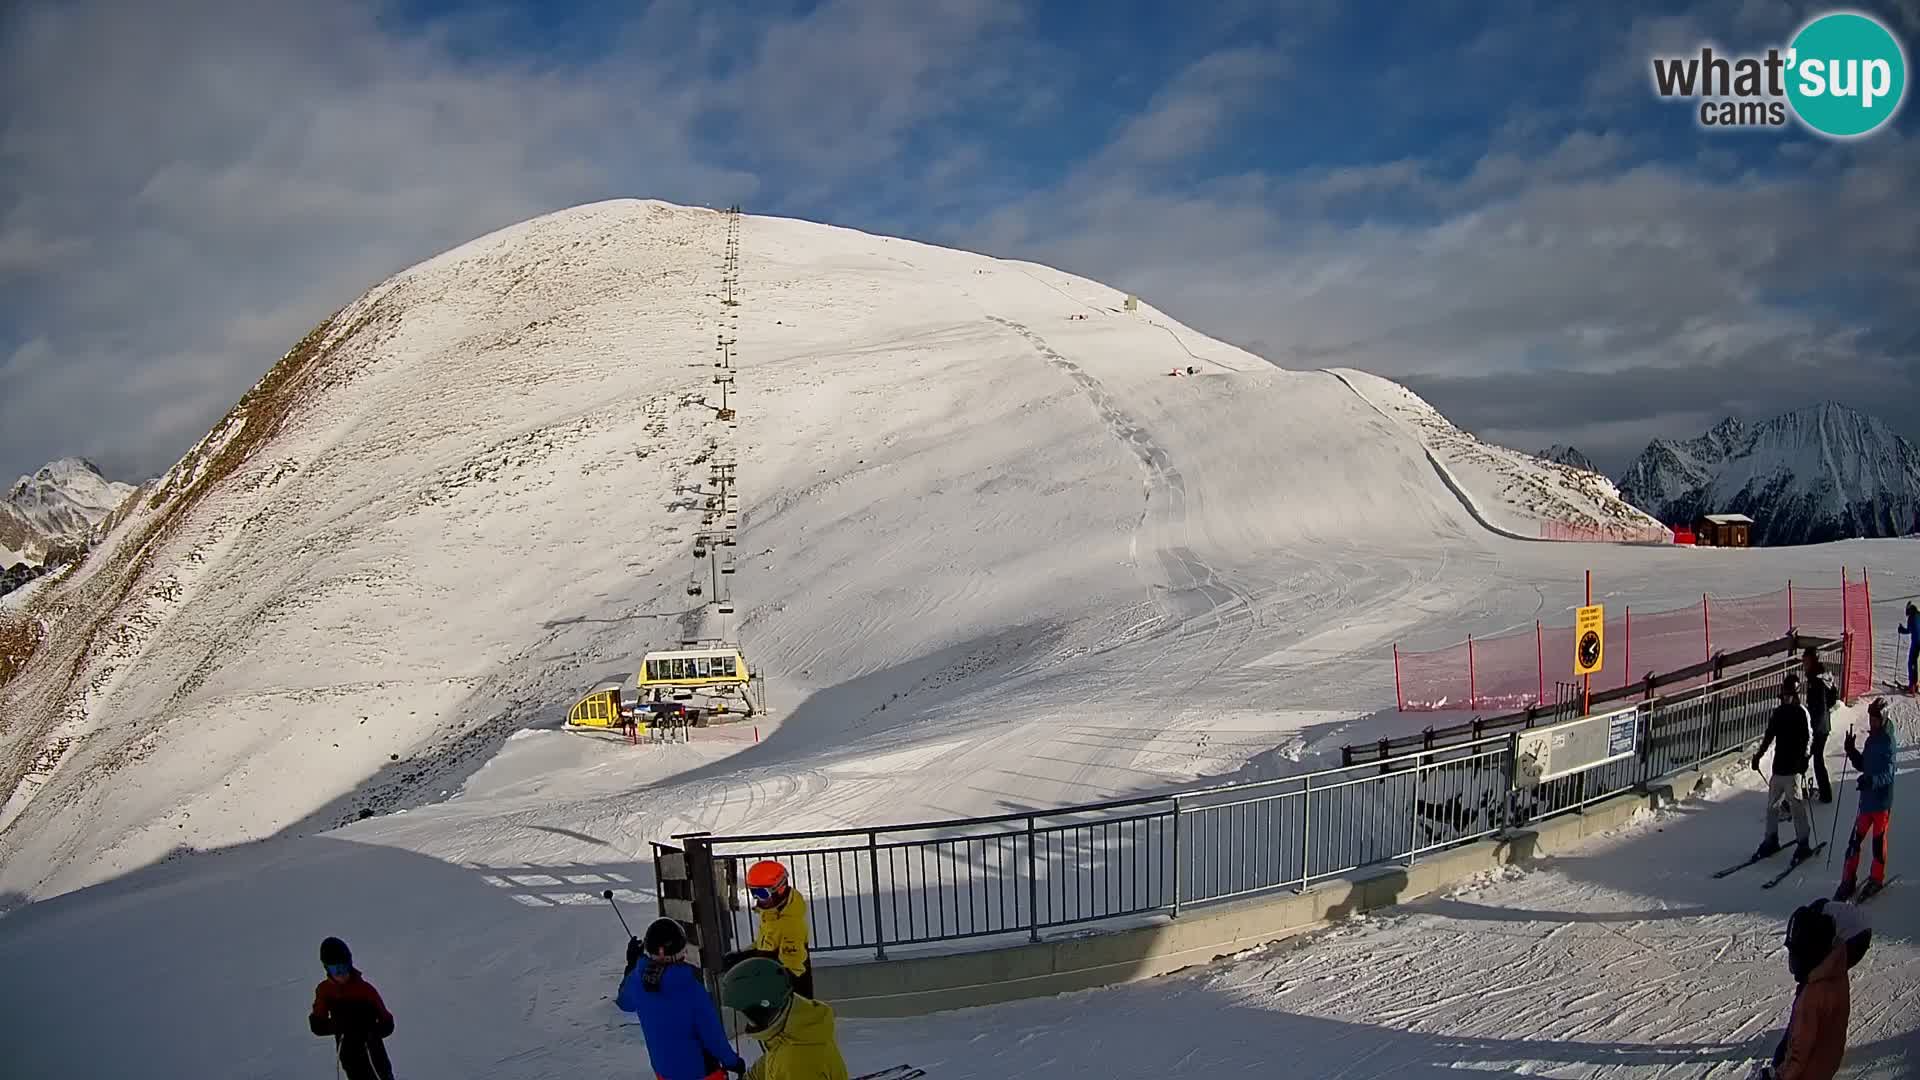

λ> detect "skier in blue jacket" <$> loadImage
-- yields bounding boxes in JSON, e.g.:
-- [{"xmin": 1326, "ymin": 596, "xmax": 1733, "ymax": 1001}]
[
  {"xmin": 618, "ymin": 918, "xmax": 746, "ymax": 1080},
  {"xmin": 1834, "ymin": 697, "xmax": 1897, "ymax": 901},
  {"xmin": 1897, "ymin": 603, "xmax": 1920, "ymax": 692}
]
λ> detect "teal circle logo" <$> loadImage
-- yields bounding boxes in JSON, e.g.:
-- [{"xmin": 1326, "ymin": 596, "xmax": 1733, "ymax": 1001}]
[{"xmin": 1786, "ymin": 11, "xmax": 1907, "ymax": 137}]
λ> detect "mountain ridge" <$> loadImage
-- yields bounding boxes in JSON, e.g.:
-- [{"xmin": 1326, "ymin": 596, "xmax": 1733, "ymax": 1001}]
[{"xmin": 1616, "ymin": 401, "xmax": 1920, "ymax": 545}]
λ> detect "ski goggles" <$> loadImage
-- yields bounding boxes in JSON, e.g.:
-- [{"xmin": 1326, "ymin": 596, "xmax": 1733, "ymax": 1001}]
[
  {"xmin": 324, "ymin": 962, "xmax": 353, "ymax": 977},
  {"xmin": 748, "ymin": 885, "xmax": 780, "ymax": 904}
]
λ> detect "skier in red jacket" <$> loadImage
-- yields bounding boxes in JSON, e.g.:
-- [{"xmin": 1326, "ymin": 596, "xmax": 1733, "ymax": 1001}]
[{"xmin": 309, "ymin": 937, "xmax": 398, "ymax": 1080}]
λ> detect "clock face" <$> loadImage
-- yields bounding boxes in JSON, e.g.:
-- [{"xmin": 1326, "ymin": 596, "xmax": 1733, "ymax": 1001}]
[{"xmin": 1579, "ymin": 630, "xmax": 1601, "ymax": 668}]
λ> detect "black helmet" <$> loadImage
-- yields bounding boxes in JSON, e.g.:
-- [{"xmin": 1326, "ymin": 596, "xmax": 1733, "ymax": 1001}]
[
  {"xmin": 643, "ymin": 917, "xmax": 688, "ymax": 957},
  {"xmin": 1785, "ymin": 904, "xmax": 1836, "ymax": 982},
  {"xmin": 1782, "ymin": 673, "xmax": 1800, "ymax": 694},
  {"xmin": 320, "ymin": 936, "xmax": 352, "ymax": 968}
]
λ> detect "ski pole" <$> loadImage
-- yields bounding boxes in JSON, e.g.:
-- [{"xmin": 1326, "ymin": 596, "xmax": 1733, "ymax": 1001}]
[
  {"xmin": 601, "ymin": 888, "xmax": 635, "ymax": 937},
  {"xmin": 1827, "ymin": 727, "xmax": 1851, "ymax": 867}
]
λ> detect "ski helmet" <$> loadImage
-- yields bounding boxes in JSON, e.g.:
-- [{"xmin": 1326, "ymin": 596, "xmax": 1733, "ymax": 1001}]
[
  {"xmin": 643, "ymin": 917, "xmax": 689, "ymax": 958},
  {"xmin": 320, "ymin": 936, "xmax": 353, "ymax": 970},
  {"xmin": 745, "ymin": 859, "xmax": 789, "ymax": 908},
  {"xmin": 1785, "ymin": 904, "xmax": 1836, "ymax": 982},
  {"xmin": 720, "ymin": 957, "xmax": 794, "ymax": 1033}
]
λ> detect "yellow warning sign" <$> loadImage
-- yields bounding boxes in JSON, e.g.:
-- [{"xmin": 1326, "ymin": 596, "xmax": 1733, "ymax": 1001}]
[{"xmin": 1574, "ymin": 604, "xmax": 1605, "ymax": 676}]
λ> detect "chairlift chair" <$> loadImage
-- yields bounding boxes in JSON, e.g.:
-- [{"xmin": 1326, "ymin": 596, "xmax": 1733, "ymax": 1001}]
[
  {"xmin": 718, "ymin": 601, "xmax": 735, "ymax": 614},
  {"xmin": 721, "ymin": 562, "xmax": 736, "ymax": 575},
  {"xmin": 686, "ymin": 582, "xmax": 703, "ymax": 596}
]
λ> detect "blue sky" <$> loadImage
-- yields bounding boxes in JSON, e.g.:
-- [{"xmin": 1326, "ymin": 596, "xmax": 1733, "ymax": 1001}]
[{"xmin": 2, "ymin": 0, "xmax": 1917, "ymax": 483}]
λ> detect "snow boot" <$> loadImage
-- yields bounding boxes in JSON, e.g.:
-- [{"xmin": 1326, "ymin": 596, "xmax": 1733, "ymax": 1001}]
[
  {"xmin": 1755, "ymin": 836, "xmax": 1782, "ymax": 860},
  {"xmin": 1834, "ymin": 878, "xmax": 1856, "ymax": 901},
  {"xmin": 1859, "ymin": 879, "xmax": 1885, "ymax": 901},
  {"xmin": 1793, "ymin": 841, "xmax": 1816, "ymax": 862}
]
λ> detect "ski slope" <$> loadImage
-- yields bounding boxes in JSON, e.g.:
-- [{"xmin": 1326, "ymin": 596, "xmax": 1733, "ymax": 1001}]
[{"xmin": 3, "ymin": 199, "xmax": 1920, "ymax": 1077}]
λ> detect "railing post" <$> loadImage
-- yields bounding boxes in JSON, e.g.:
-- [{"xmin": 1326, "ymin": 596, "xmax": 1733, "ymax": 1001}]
[
  {"xmin": 1170, "ymin": 796, "xmax": 1184, "ymax": 918},
  {"xmin": 1297, "ymin": 779, "xmax": 1312, "ymax": 894},
  {"xmin": 1026, "ymin": 815, "xmax": 1041, "ymax": 942},
  {"xmin": 1407, "ymin": 757, "xmax": 1423, "ymax": 867},
  {"xmin": 681, "ymin": 834, "xmax": 728, "ymax": 1002},
  {"xmin": 866, "ymin": 831, "xmax": 886, "ymax": 961}
]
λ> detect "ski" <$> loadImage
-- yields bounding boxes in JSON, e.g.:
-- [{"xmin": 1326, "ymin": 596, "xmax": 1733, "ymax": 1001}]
[
  {"xmin": 853, "ymin": 1068, "xmax": 925, "ymax": 1080},
  {"xmin": 1856, "ymin": 874, "xmax": 1901, "ymax": 903},
  {"xmin": 1760, "ymin": 842, "xmax": 1827, "ymax": 889},
  {"xmin": 1712, "ymin": 847, "xmax": 1787, "ymax": 878}
]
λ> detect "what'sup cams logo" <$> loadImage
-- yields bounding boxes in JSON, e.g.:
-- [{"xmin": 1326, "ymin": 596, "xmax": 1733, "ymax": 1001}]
[{"xmin": 1652, "ymin": 10, "xmax": 1907, "ymax": 137}]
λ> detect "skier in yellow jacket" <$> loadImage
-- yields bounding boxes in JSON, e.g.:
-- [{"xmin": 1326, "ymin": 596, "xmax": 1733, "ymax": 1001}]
[
  {"xmin": 720, "ymin": 957, "xmax": 849, "ymax": 1080},
  {"xmin": 724, "ymin": 860, "xmax": 813, "ymax": 998}
]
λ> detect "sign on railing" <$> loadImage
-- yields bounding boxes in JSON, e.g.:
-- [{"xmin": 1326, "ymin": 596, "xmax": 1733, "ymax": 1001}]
[{"xmin": 1516, "ymin": 704, "xmax": 1639, "ymax": 786}]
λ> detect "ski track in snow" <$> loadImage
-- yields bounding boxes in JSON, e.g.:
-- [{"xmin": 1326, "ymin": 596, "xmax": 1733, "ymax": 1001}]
[{"xmin": 1, "ymin": 200, "xmax": 1919, "ymax": 1077}]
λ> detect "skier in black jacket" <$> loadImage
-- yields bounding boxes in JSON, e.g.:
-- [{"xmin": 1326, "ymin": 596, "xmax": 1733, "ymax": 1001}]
[
  {"xmin": 1802, "ymin": 648, "xmax": 1839, "ymax": 803},
  {"xmin": 1752, "ymin": 673, "xmax": 1815, "ymax": 861}
]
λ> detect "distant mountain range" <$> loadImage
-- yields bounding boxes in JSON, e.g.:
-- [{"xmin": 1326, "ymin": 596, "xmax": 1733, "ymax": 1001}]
[
  {"xmin": 1536, "ymin": 402, "xmax": 1920, "ymax": 546},
  {"xmin": 2, "ymin": 458, "xmax": 137, "ymax": 574}
]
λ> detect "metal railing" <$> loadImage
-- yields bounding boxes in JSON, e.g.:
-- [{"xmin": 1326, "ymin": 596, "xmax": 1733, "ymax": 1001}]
[
  {"xmin": 666, "ymin": 637, "xmax": 1841, "ymax": 961},
  {"xmin": 1352, "ymin": 631, "xmax": 1838, "ymax": 764}
]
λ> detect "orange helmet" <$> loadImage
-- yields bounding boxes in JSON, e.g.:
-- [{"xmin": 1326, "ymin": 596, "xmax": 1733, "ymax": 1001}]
[{"xmin": 744, "ymin": 860, "xmax": 789, "ymax": 907}]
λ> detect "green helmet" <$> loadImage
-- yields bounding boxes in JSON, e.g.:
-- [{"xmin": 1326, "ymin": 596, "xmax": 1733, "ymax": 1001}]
[{"xmin": 720, "ymin": 957, "xmax": 792, "ymax": 1032}]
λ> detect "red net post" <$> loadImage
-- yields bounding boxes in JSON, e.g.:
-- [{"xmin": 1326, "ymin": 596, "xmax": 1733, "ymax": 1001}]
[
  {"xmin": 1624, "ymin": 606, "xmax": 1632, "ymax": 689},
  {"xmin": 1788, "ymin": 580, "xmax": 1795, "ymax": 632},
  {"xmin": 1394, "ymin": 643, "xmax": 1404, "ymax": 711},
  {"xmin": 1536, "ymin": 620, "xmax": 1545, "ymax": 706},
  {"xmin": 1703, "ymin": 594, "xmax": 1713, "ymax": 663},
  {"xmin": 1468, "ymin": 636, "xmax": 1478, "ymax": 709}
]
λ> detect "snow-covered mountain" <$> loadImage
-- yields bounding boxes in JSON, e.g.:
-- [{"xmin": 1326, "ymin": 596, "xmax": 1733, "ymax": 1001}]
[
  {"xmin": 1536, "ymin": 445, "xmax": 1598, "ymax": 475},
  {"xmin": 0, "ymin": 199, "xmax": 1661, "ymax": 901},
  {"xmin": 1617, "ymin": 403, "xmax": 1920, "ymax": 545},
  {"xmin": 0, "ymin": 458, "xmax": 136, "ymax": 568}
]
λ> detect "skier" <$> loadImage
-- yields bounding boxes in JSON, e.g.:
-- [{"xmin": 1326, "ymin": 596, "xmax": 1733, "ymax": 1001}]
[
  {"xmin": 1801, "ymin": 648, "xmax": 1839, "ymax": 803},
  {"xmin": 1760, "ymin": 904, "xmax": 1849, "ymax": 1080},
  {"xmin": 308, "ymin": 937, "xmax": 398, "ymax": 1080},
  {"xmin": 723, "ymin": 860, "xmax": 813, "ymax": 999},
  {"xmin": 1834, "ymin": 697, "xmax": 1897, "ymax": 901},
  {"xmin": 719, "ymin": 956, "xmax": 850, "ymax": 1080},
  {"xmin": 1897, "ymin": 602, "xmax": 1920, "ymax": 692},
  {"xmin": 1752, "ymin": 674, "xmax": 1815, "ymax": 862},
  {"xmin": 617, "ymin": 918, "xmax": 747, "ymax": 1080}
]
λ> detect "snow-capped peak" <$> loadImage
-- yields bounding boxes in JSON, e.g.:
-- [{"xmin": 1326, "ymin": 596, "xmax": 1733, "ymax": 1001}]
[
  {"xmin": 1617, "ymin": 402, "xmax": 1920, "ymax": 544},
  {"xmin": 1, "ymin": 456, "xmax": 137, "ymax": 569}
]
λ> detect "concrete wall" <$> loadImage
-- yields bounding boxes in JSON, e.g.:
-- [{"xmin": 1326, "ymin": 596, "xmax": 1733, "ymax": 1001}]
[{"xmin": 813, "ymin": 753, "xmax": 1735, "ymax": 1018}]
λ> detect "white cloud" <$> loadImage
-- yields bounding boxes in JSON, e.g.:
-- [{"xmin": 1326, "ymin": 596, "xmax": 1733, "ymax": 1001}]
[{"xmin": 0, "ymin": 0, "xmax": 1029, "ymax": 481}]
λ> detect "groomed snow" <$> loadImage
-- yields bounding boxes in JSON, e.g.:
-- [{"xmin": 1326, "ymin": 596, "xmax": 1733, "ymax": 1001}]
[
  {"xmin": 2, "ymin": 199, "xmax": 1919, "ymax": 1077},
  {"xmin": 0, "ymin": 699, "xmax": 1910, "ymax": 1079}
]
